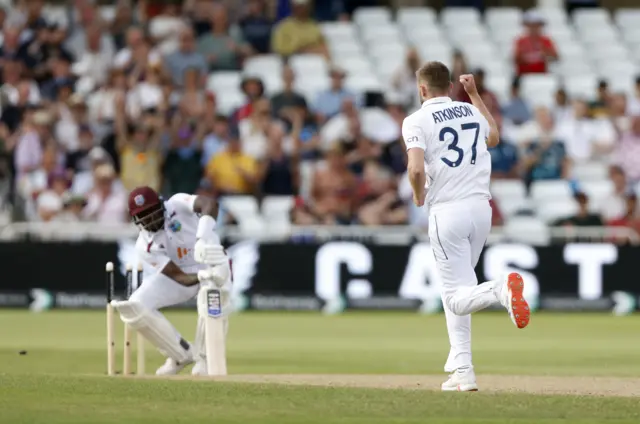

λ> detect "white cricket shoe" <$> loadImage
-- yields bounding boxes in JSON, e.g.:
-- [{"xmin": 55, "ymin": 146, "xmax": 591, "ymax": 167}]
[
  {"xmin": 155, "ymin": 356, "xmax": 194, "ymax": 376},
  {"xmin": 441, "ymin": 367, "xmax": 478, "ymax": 392},
  {"xmin": 496, "ymin": 272, "xmax": 530, "ymax": 329},
  {"xmin": 191, "ymin": 358, "xmax": 208, "ymax": 376}
]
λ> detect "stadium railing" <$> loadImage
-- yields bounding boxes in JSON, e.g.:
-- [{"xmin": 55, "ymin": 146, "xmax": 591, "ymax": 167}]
[{"xmin": 0, "ymin": 222, "xmax": 637, "ymax": 245}]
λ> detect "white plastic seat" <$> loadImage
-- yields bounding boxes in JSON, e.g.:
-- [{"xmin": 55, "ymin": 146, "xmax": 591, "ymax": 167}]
[
  {"xmin": 329, "ymin": 40, "xmax": 364, "ymax": 58},
  {"xmin": 369, "ymin": 43, "xmax": 407, "ymax": 65},
  {"xmin": 532, "ymin": 8, "xmax": 568, "ymax": 27},
  {"xmin": 530, "ymin": 180, "xmax": 573, "ymax": 202},
  {"xmin": 520, "ymin": 74, "xmax": 559, "ymax": 105},
  {"xmin": 221, "ymin": 196, "xmax": 265, "ymax": 235},
  {"xmin": 536, "ymin": 200, "xmax": 579, "ymax": 224},
  {"xmin": 564, "ymin": 75, "xmax": 598, "ymax": 100},
  {"xmin": 353, "ymin": 7, "xmax": 392, "ymax": 27},
  {"xmin": 397, "ymin": 7, "xmax": 437, "ymax": 27},
  {"xmin": 491, "ymin": 180, "xmax": 527, "ymax": 201},
  {"xmin": 580, "ymin": 180, "xmax": 614, "ymax": 203},
  {"xmin": 335, "ymin": 56, "xmax": 373, "ymax": 75},
  {"xmin": 289, "ymin": 54, "xmax": 328, "ymax": 78},
  {"xmin": 573, "ymin": 8, "xmax": 611, "ymax": 28},
  {"xmin": 243, "ymin": 55, "xmax": 283, "ymax": 77},
  {"xmin": 345, "ymin": 75, "xmax": 382, "ymax": 94},
  {"xmin": 615, "ymin": 9, "xmax": 640, "ymax": 30},
  {"xmin": 207, "ymin": 72, "xmax": 242, "ymax": 93},
  {"xmin": 441, "ymin": 7, "xmax": 482, "ymax": 28},
  {"xmin": 216, "ymin": 90, "xmax": 246, "ymax": 116},
  {"xmin": 496, "ymin": 197, "xmax": 532, "ymax": 218},
  {"xmin": 416, "ymin": 45, "xmax": 453, "ymax": 66},
  {"xmin": 405, "ymin": 27, "xmax": 445, "ymax": 45},
  {"xmin": 504, "ymin": 216, "xmax": 551, "ymax": 246},
  {"xmin": 572, "ymin": 162, "xmax": 608, "ymax": 181},
  {"xmin": 321, "ymin": 22, "xmax": 357, "ymax": 40},
  {"xmin": 361, "ymin": 26, "xmax": 403, "ymax": 45},
  {"xmin": 261, "ymin": 196, "xmax": 295, "ymax": 224},
  {"xmin": 485, "ymin": 7, "xmax": 522, "ymax": 29}
]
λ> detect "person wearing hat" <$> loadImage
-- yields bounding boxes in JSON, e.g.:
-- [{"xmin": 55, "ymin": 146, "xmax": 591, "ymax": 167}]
[
  {"xmin": 271, "ymin": 0, "xmax": 327, "ymax": 57},
  {"xmin": 82, "ymin": 163, "xmax": 128, "ymax": 223},
  {"xmin": 514, "ymin": 10, "xmax": 558, "ymax": 76}
]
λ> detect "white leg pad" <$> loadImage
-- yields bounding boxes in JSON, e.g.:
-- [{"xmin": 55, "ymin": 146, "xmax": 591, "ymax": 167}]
[{"xmin": 111, "ymin": 300, "xmax": 192, "ymax": 364}]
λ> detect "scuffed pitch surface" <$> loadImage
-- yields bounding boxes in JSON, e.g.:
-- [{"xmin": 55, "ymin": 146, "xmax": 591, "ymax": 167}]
[{"xmin": 146, "ymin": 374, "xmax": 640, "ymax": 397}]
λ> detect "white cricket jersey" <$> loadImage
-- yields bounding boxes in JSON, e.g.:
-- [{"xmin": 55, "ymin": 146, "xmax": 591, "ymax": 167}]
[
  {"xmin": 135, "ymin": 193, "xmax": 221, "ymax": 274},
  {"xmin": 403, "ymin": 96, "xmax": 492, "ymax": 207}
]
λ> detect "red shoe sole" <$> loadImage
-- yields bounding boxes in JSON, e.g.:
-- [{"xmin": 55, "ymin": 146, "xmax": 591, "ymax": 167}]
[{"xmin": 508, "ymin": 272, "xmax": 530, "ymax": 329}]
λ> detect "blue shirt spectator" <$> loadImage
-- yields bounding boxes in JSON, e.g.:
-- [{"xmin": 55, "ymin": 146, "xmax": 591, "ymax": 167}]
[
  {"xmin": 238, "ymin": 0, "xmax": 274, "ymax": 54},
  {"xmin": 314, "ymin": 67, "xmax": 360, "ymax": 121},
  {"xmin": 502, "ymin": 77, "xmax": 532, "ymax": 125},
  {"xmin": 201, "ymin": 115, "xmax": 230, "ymax": 167},
  {"xmin": 525, "ymin": 139, "xmax": 567, "ymax": 181},
  {"xmin": 164, "ymin": 28, "xmax": 207, "ymax": 87},
  {"xmin": 489, "ymin": 139, "xmax": 519, "ymax": 178}
]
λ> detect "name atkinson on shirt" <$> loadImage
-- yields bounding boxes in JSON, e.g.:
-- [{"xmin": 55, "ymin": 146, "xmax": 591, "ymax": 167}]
[{"xmin": 432, "ymin": 104, "xmax": 474, "ymax": 124}]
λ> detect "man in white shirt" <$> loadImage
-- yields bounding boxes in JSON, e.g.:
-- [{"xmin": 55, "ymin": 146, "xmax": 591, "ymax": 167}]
[
  {"xmin": 403, "ymin": 62, "xmax": 531, "ymax": 392},
  {"xmin": 110, "ymin": 186, "xmax": 231, "ymax": 376}
]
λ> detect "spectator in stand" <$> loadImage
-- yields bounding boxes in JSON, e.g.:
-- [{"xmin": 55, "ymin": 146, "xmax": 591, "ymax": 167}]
[
  {"xmin": 513, "ymin": 10, "xmax": 558, "ymax": 76},
  {"xmin": 201, "ymin": 115, "xmax": 231, "ymax": 167},
  {"xmin": 164, "ymin": 27, "xmax": 207, "ymax": 87},
  {"xmin": 66, "ymin": 3, "xmax": 116, "ymax": 62},
  {"xmin": 36, "ymin": 170, "xmax": 70, "ymax": 222},
  {"xmin": 522, "ymin": 110, "xmax": 570, "ymax": 186},
  {"xmin": 356, "ymin": 161, "xmax": 407, "ymax": 226},
  {"xmin": 3, "ymin": 60, "xmax": 41, "ymax": 106},
  {"xmin": 391, "ymin": 48, "xmax": 421, "ymax": 110},
  {"xmin": 502, "ymin": 77, "xmax": 532, "ymax": 127},
  {"xmin": 610, "ymin": 93, "xmax": 630, "ymax": 132},
  {"xmin": 489, "ymin": 119, "xmax": 520, "ymax": 179},
  {"xmin": 1, "ymin": 80, "xmax": 32, "ymax": 133},
  {"xmin": 555, "ymin": 100, "xmax": 615, "ymax": 163},
  {"xmin": 626, "ymin": 76, "xmax": 640, "ymax": 116},
  {"xmin": 206, "ymin": 128, "xmax": 258, "ymax": 196},
  {"xmin": 607, "ymin": 193, "xmax": 640, "ymax": 239},
  {"xmin": 113, "ymin": 27, "xmax": 161, "ymax": 71},
  {"xmin": 310, "ymin": 143, "xmax": 357, "ymax": 225},
  {"xmin": 552, "ymin": 88, "xmax": 572, "ymax": 124},
  {"xmin": 554, "ymin": 192, "xmax": 603, "ymax": 227},
  {"xmin": 72, "ymin": 26, "xmax": 115, "ymax": 87},
  {"xmin": 197, "ymin": 3, "xmax": 252, "ymax": 72},
  {"xmin": 472, "ymin": 69, "xmax": 501, "ymax": 122},
  {"xmin": 271, "ymin": 65, "xmax": 307, "ymax": 120},
  {"xmin": 82, "ymin": 163, "xmax": 128, "ymax": 224},
  {"xmin": 41, "ymin": 57, "xmax": 75, "ymax": 102},
  {"xmin": 612, "ymin": 115, "xmax": 640, "ymax": 185},
  {"xmin": 232, "ymin": 76, "xmax": 265, "ymax": 123},
  {"xmin": 65, "ymin": 124, "xmax": 95, "ymax": 178},
  {"xmin": 314, "ymin": 67, "xmax": 359, "ymax": 123},
  {"xmin": 114, "ymin": 95, "xmax": 162, "ymax": 191},
  {"xmin": 589, "ymin": 80, "xmax": 611, "ymax": 119},
  {"xmin": 239, "ymin": 97, "xmax": 272, "ymax": 161},
  {"xmin": 451, "ymin": 50, "xmax": 471, "ymax": 103},
  {"xmin": 55, "ymin": 193, "xmax": 87, "ymax": 222},
  {"xmin": 601, "ymin": 166, "xmax": 632, "ymax": 222},
  {"xmin": 271, "ymin": 0, "xmax": 326, "ymax": 58},
  {"xmin": 147, "ymin": 1, "xmax": 184, "ymax": 54},
  {"xmin": 258, "ymin": 122, "xmax": 299, "ymax": 196},
  {"xmin": 238, "ymin": 0, "xmax": 274, "ymax": 55},
  {"xmin": 0, "ymin": 26, "xmax": 23, "ymax": 64},
  {"xmin": 162, "ymin": 122, "xmax": 204, "ymax": 195}
]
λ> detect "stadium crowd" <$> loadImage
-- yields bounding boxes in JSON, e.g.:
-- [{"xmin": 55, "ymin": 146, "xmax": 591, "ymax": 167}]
[{"xmin": 0, "ymin": 0, "xmax": 638, "ymax": 236}]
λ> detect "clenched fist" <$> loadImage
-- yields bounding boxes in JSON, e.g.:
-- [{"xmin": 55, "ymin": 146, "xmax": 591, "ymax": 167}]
[{"xmin": 459, "ymin": 74, "xmax": 478, "ymax": 96}]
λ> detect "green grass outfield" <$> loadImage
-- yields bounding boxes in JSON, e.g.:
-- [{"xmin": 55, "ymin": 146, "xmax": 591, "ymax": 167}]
[{"xmin": 0, "ymin": 310, "xmax": 639, "ymax": 423}]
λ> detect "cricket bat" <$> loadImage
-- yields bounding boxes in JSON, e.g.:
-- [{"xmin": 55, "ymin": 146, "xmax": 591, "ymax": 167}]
[{"xmin": 198, "ymin": 284, "xmax": 227, "ymax": 376}]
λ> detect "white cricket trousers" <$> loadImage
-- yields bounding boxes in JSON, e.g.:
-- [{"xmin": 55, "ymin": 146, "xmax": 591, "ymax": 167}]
[{"xmin": 428, "ymin": 197, "xmax": 499, "ymax": 372}]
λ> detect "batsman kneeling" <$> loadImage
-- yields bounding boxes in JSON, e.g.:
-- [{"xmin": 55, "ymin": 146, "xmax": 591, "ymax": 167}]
[{"xmin": 110, "ymin": 186, "xmax": 231, "ymax": 376}]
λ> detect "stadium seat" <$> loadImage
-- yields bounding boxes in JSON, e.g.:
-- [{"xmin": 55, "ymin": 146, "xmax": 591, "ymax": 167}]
[
  {"xmin": 216, "ymin": 90, "xmax": 246, "ymax": 116},
  {"xmin": 532, "ymin": 8, "xmax": 568, "ymax": 28},
  {"xmin": 536, "ymin": 199, "xmax": 578, "ymax": 224},
  {"xmin": 329, "ymin": 40, "xmax": 364, "ymax": 59},
  {"xmin": 564, "ymin": 75, "xmax": 598, "ymax": 100},
  {"xmin": 289, "ymin": 54, "xmax": 328, "ymax": 78},
  {"xmin": 530, "ymin": 180, "xmax": 573, "ymax": 202},
  {"xmin": 485, "ymin": 7, "xmax": 522, "ymax": 30},
  {"xmin": 520, "ymin": 74, "xmax": 559, "ymax": 106},
  {"xmin": 441, "ymin": 7, "xmax": 482, "ymax": 28},
  {"xmin": 221, "ymin": 196, "xmax": 265, "ymax": 235},
  {"xmin": 335, "ymin": 56, "xmax": 374, "ymax": 76},
  {"xmin": 580, "ymin": 180, "xmax": 614, "ymax": 204},
  {"xmin": 405, "ymin": 27, "xmax": 446, "ymax": 46},
  {"xmin": 207, "ymin": 72, "xmax": 242, "ymax": 93},
  {"xmin": 496, "ymin": 197, "xmax": 532, "ymax": 218},
  {"xmin": 243, "ymin": 55, "xmax": 283, "ymax": 78},
  {"xmin": 614, "ymin": 9, "xmax": 640, "ymax": 30},
  {"xmin": 321, "ymin": 22, "xmax": 357, "ymax": 40},
  {"xmin": 491, "ymin": 180, "xmax": 527, "ymax": 201},
  {"xmin": 504, "ymin": 216, "xmax": 551, "ymax": 246},
  {"xmin": 345, "ymin": 74, "xmax": 382, "ymax": 94},
  {"xmin": 360, "ymin": 25, "xmax": 403, "ymax": 45},
  {"xmin": 261, "ymin": 196, "xmax": 295, "ymax": 226},
  {"xmin": 572, "ymin": 162, "xmax": 609, "ymax": 181},
  {"xmin": 573, "ymin": 8, "xmax": 611, "ymax": 28},
  {"xmin": 353, "ymin": 7, "xmax": 392, "ymax": 27},
  {"xmin": 396, "ymin": 7, "xmax": 437, "ymax": 27}
]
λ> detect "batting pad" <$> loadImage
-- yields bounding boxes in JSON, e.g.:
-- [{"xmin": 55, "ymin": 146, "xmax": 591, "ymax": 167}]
[{"xmin": 112, "ymin": 300, "xmax": 192, "ymax": 363}]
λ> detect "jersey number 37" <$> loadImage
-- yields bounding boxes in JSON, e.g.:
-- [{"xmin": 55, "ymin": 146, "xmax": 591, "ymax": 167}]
[{"xmin": 439, "ymin": 122, "xmax": 480, "ymax": 168}]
